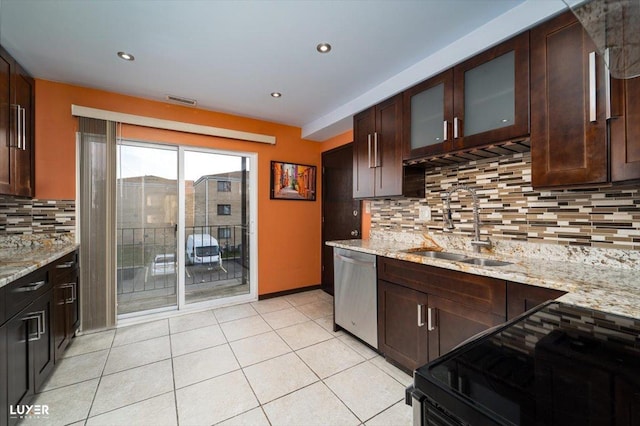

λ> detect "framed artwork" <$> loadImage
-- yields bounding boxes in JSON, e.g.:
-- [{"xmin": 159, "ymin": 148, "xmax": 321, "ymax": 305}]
[{"xmin": 270, "ymin": 161, "xmax": 317, "ymax": 201}]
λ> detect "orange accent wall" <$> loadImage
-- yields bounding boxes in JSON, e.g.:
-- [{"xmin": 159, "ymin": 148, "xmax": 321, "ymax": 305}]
[
  {"xmin": 35, "ymin": 79, "xmax": 323, "ymax": 296},
  {"xmin": 320, "ymin": 130, "xmax": 352, "ymax": 153}
]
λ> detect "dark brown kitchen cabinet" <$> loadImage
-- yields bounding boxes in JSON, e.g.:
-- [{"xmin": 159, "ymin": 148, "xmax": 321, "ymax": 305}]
[
  {"xmin": 506, "ymin": 281, "xmax": 566, "ymax": 320},
  {"xmin": 378, "ymin": 279, "xmax": 429, "ymax": 372},
  {"xmin": 377, "ymin": 257, "xmax": 506, "ymax": 372},
  {"xmin": 353, "ymin": 94, "xmax": 404, "ymax": 198},
  {"xmin": 610, "ymin": 76, "xmax": 640, "ymax": 183},
  {"xmin": 403, "ymin": 33, "xmax": 529, "ymax": 161},
  {"xmin": 0, "ymin": 45, "xmax": 34, "ymax": 198},
  {"xmin": 52, "ymin": 251, "xmax": 80, "ymax": 360},
  {"xmin": 531, "ymin": 12, "xmax": 608, "ymax": 188}
]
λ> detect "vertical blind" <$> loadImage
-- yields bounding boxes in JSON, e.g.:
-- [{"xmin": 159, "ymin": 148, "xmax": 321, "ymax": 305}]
[{"xmin": 78, "ymin": 117, "xmax": 117, "ymax": 331}]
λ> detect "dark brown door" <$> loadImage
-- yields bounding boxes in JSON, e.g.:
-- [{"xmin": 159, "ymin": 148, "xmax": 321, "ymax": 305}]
[
  {"xmin": 353, "ymin": 107, "xmax": 375, "ymax": 198},
  {"xmin": 427, "ymin": 294, "xmax": 503, "ymax": 360},
  {"xmin": 531, "ymin": 12, "xmax": 608, "ymax": 188},
  {"xmin": 374, "ymin": 94, "xmax": 404, "ymax": 197},
  {"xmin": 610, "ymin": 76, "xmax": 640, "ymax": 183},
  {"xmin": 322, "ymin": 143, "xmax": 360, "ymax": 295},
  {"xmin": 6, "ymin": 313, "xmax": 32, "ymax": 420},
  {"xmin": 13, "ymin": 64, "xmax": 34, "ymax": 197},
  {"xmin": 377, "ymin": 280, "xmax": 429, "ymax": 373},
  {"xmin": 0, "ymin": 47, "xmax": 13, "ymax": 195},
  {"xmin": 31, "ymin": 291, "xmax": 55, "ymax": 392}
]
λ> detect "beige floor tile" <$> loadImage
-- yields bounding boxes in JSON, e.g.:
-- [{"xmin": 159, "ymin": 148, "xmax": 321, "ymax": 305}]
[
  {"xmin": 315, "ymin": 290, "xmax": 334, "ymax": 303},
  {"xmin": 173, "ymin": 344, "xmax": 239, "ymax": 389},
  {"xmin": 86, "ymin": 392, "xmax": 177, "ymax": 426},
  {"xmin": 42, "ymin": 350, "xmax": 108, "ymax": 391},
  {"xmin": 217, "ymin": 407, "xmax": 270, "ymax": 426},
  {"xmin": 229, "ymin": 331, "xmax": 291, "ymax": 367},
  {"xmin": 262, "ymin": 307, "xmax": 309, "ymax": 329},
  {"xmin": 170, "ymin": 324, "xmax": 227, "ymax": 356},
  {"xmin": 168, "ymin": 310, "xmax": 217, "ymax": 334},
  {"xmin": 31, "ymin": 379, "xmax": 98, "ymax": 426},
  {"xmin": 176, "ymin": 370, "xmax": 258, "ymax": 425},
  {"xmin": 369, "ymin": 356, "xmax": 413, "ymax": 386},
  {"xmin": 296, "ymin": 300, "xmax": 333, "ymax": 320},
  {"xmin": 263, "ymin": 382, "xmax": 359, "ymax": 426},
  {"xmin": 338, "ymin": 333, "xmax": 379, "ymax": 359},
  {"xmin": 284, "ymin": 290, "xmax": 322, "ymax": 307},
  {"xmin": 103, "ymin": 335, "xmax": 171, "ymax": 375},
  {"xmin": 296, "ymin": 338, "xmax": 365, "ymax": 379},
  {"xmin": 365, "ymin": 401, "xmax": 412, "ymax": 426},
  {"xmin": 112, "ymin": 320, "xmax": 169, "ymax": 347},
  {"xmin": 220, "ymin": 315, "xmax": 272, "ymax": 342},
  {"xmin": 243, "ymin": 353, "xmax": 318, "ymax": 404},
  {"xmin": 325, "ymin": 362, "xmax": 405, "ymax": 422},
  {"xmin": 250, "ymin": 297, "xmax": 293, "ymax": 315},
  {"xmin": 63, "ymin": 330, "xmax": 115, "ymax": 358},
  {"xmin": 90, "ymin": 360, "xmax": 174, "ymax": 416},
  {"xmin": 214, "ymin": 304, "xmax": 258, "ymax": 323},
  {"xmin": 314, "ymin": 315, "xmax": 345, "ymax": 336},
  {"xmin": 276, "ymin": 320, "xmax": 333, "ymax": 350}
]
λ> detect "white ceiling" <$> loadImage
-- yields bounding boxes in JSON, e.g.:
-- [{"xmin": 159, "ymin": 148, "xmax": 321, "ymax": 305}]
[{"xmin": 0, "ymin": 0, "xmax": 570, "ymax": 141}]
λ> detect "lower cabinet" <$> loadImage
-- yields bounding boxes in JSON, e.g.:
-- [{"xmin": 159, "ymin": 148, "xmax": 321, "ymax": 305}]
[
  {"xmin": 377, "ymin": 257, "xmax": 506, "ymax": 373},
  {"xmin": 1, "ymin": 249, "xmax": 79, "ymax": 426}
]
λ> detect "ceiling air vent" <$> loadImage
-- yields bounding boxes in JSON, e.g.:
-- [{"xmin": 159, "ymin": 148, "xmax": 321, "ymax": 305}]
[{"xmin": 165, "ymin": 95, "xmax": 197, "ymax": 107}]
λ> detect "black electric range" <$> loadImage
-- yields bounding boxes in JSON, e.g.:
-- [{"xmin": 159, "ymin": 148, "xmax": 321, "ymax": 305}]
[{"xmin": 407, "ymin": 301, "xmax": 640, "ymax": 426}]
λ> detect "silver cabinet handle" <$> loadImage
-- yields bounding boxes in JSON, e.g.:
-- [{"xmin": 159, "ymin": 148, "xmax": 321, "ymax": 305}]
[
  {"xmin": 589, "ymin": 51, "xmax": 597, "ymax": 122},
  {"xmin": 417, "ymin": 304, "xmax": 425, "ymax": 327},
  {"xmin": 15, "ymin": 105, "xmax": 21, "ymax": 149},
  {"xmin": 71, "ymin": 282, "xmax": 77, "ymax": 303},
  {"xmin": 453, "ymin": 117, "xmax": 460, "ymax": 138},
  {"xmin": 367, "ymin": 133, "xmax": 373, "ymax": 168},
  {"xmin": 23, "ymin": 310, "xmax": 45, "ymax": 341},
  {"xmin": 427, "ymin": 307, "xmax": 437, "ymax": 331},
  {"xmin": 20, "ymin": 105, "xmax": 26, "ymax": 150},
  {"xmin": 443, "ymin": 120, "xmax": 448, "ymax": 141},
  {"xmin": 16, "ymin": 280, "xmax": 46, "ymax": 292},
  {"xmin": 604, "ymin": 48, "xmax": 612, "ymax": 120},
  {"xmin": 373, "ymin": 132, "xmax": 379, "ymax": 167},
  {"xmin": 56, "ymin": 261, "xmax": 75, "ymax": 269}
]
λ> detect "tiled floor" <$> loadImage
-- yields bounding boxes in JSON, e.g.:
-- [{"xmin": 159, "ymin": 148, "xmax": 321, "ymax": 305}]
[{"xmin": 30, "ymin": 289, "xmax": 413, "ymax": 426}]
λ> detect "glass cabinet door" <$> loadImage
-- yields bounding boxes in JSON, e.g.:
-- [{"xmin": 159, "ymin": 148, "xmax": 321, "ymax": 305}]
[
  {"xmin": 403, "ymin": 69, "xmax": 453, "ymax": 159},
  {"xmin": 463, "ymin": 50, "xmax": 515, "ymax": 137},
  {"xmin": 411, "ymin": 83, "xmax": 445, "ymax": 149}
]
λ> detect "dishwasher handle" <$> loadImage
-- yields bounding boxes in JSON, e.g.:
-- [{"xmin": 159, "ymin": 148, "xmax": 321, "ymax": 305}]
[{"xmin": 334, "ymin": 253, "xmax": 376, "ymax": 267}]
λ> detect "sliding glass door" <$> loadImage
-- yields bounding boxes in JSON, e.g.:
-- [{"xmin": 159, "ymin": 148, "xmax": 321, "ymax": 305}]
[
  {"xmin": 182, "ymin": 150, "xmax": 251, "ymax": 305},
  {"xmin": 116, "ymin": 142, "xmax": 255, "ymax": 317}
]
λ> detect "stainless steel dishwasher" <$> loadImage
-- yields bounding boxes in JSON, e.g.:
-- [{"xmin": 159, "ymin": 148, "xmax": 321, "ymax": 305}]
[{"xmin": 333, "ymin": 248, "xmax": 377, "ymax": 348}]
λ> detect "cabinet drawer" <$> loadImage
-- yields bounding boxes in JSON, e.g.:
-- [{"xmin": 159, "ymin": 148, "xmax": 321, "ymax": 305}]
[
  {"xmin": 4, "ymin": 268, "xmax": 51, "ymax": 320},
  {"xmin": 50, "ymin": 252, "xmax": 78, "ymax": 283},
  {"xmin": 378, "ymin": 257, "xmax": 506, "ymax": 317}
]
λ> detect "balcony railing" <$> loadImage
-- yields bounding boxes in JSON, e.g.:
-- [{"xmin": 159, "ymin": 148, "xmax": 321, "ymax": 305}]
[{"xmin": 116, "ymin": 225, "xmax": 249, "ymax": 298}]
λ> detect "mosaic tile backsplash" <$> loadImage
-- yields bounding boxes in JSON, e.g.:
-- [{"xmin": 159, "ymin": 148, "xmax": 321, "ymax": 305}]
[
  {"xmin": 370, "ymin": 152, "xmax": 640, "ymax": 250},
  {"xmin": 0, "ymin": 197, "xmax": 76, "ymax": 235}
]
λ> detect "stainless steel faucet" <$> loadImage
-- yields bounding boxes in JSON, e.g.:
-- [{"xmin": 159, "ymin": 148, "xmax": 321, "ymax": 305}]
[{"xmin": 443, "ymin": 184, "xmax": 491, "ymax": 253}]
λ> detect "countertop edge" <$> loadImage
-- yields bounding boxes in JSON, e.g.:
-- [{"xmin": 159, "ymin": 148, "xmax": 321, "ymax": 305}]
[{"xmin": 0, "ymin": 244, "xmax": 79, "ymax": 289}]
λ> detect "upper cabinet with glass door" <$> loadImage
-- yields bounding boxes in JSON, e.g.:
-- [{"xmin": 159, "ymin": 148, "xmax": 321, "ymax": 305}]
[{"xmin": 404, "ymin": 32, "xmax": 530, "ymax": 160}]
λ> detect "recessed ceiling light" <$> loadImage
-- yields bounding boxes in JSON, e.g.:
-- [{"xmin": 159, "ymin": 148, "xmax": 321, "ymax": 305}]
[
  {"xmin": 117, "ymin": 51, "xmax": 135, "ymax": 61},
  {"xmin": 316, "ymin": 43, "xmax": 332, "ymax": 53},
  {"xmin": 271, "ymin": 92, "xmax": 282, "ymax": 98}
]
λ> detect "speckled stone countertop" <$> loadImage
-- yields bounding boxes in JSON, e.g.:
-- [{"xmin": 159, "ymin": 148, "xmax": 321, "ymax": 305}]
[
  {"xmin": 327, "ymin": 238, "xmax": 640, "ymax": 320},
  {"xmin": 0, "ymin": 242, "xmax": 79, "ymax": 289}
]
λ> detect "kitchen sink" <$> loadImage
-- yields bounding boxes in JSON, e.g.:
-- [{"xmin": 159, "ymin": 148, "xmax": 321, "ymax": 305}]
[
  {"xmin": 405, "ymin": 250, "xmax": 470, "ymax": 261},
  {"xmin": 459, "ymin": 258, "xmax": 513, "ymax": 267}
]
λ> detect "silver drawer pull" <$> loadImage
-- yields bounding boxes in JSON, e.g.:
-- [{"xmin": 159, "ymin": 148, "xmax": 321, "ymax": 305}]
[
  {"xmin": 56, "ymin": 261, "xmax": 75, "ymax": 269},
  {"xmin": 23, "ymin": 310, "xmax": 45, "ymax": 341},
  {"xmin": 589, "ymin": 51, "xmax": 597, "ymax": 122},
  {"xmin": 427, "ymin": 307, "xmax": 437, "ymax": 331},
  {"xmin": 417, "ymin": 304, "xmax": 425, "ymax": 327},
  {"xmin": 16, "ymin": 280, "xmax": 46, "ymax": 292}
]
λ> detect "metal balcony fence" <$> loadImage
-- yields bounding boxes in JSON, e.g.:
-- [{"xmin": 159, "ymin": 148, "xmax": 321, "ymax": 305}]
[{"xmin": 116, "ymin": 224, "xmax": 249, "ymax": 297}]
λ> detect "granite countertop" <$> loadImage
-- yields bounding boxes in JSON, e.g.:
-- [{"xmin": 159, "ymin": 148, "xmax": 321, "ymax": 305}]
[
  {"xmin": 327, "ymin": 239, "xmax": 640, "ymax": 320},
  {"xmin": 0, "ymin": 242, "xmax": 79, "ymax": 288}
]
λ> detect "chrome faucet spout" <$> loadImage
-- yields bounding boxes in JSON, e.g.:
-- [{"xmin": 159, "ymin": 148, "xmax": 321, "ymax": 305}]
[{"xmin": 442, "ymin": 185, "xmax": 491, "ymax": 253}]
